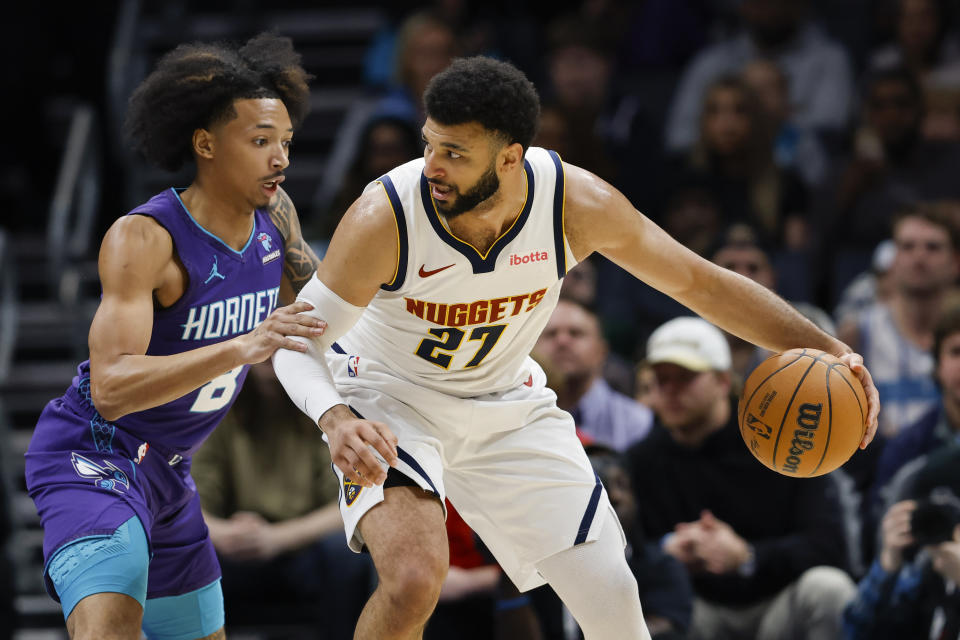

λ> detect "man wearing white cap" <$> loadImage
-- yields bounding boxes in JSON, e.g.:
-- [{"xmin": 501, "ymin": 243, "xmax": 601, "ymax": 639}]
[{"xmin": 626, "ymin": 316, "xmax": 857, "ymax": 640}]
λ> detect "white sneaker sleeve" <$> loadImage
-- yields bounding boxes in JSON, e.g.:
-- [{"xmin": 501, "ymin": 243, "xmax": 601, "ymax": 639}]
[{"xmin": 272, "ymin": 274, "xmax": 366, "ymax": 425}]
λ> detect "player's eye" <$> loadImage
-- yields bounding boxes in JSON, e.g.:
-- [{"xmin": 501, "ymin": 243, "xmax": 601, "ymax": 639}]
[
  {"xmin": 282, "ymin": 139, "xmax": 293, "ymax": 150},
  {"xmin": 254, "ymin": 138, "xmax": 267, "ymax": 146},
  {"xmin": 448, "ymin": 151, "xmax": 461, "ymax": 159}
]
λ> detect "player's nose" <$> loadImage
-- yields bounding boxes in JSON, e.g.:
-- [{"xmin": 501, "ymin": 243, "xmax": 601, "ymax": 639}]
[{"xmin": 423, "ymin": 151, "xmax": 444, "ymax": 179}]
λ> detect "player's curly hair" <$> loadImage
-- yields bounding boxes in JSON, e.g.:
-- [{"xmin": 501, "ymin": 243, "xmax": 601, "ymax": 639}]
[
  {"xmin": 125, "ymin": 32, "xmax": 311, "ymax": 172},
  {"xmin": 424, "ymin": 56, "xmax": 540, "ymax": 152}
]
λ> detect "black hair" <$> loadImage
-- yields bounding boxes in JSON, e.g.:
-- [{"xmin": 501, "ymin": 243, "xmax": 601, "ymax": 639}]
[
  {"xmin": 891, "ymin": 201, "xmax": 960, "ymax": 252},
  {"xmin": 556, "ymin": 292, "xmax": 601, "ymax": 320},
  {"xmin": 933, "ymin": 304, "xmax": 960, "ymax": 370},
  {"xmin": 423, "ymin": 56, "xmax": 540, "ymax": 152},
  {"xmin": 124, "ymin": 32, "xmax": 312, "ymax": 172},
  {"xmin": 706, "ymin": 223, "xmax": 775, "ymax": 261}
]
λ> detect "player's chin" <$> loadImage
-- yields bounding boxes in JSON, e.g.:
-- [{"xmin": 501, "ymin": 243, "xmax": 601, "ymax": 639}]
[{"xmin": 252, "ymin": 193, "xmax": 273, "ymax": 210}]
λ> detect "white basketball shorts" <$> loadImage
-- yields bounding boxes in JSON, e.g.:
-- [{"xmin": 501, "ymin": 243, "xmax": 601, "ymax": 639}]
[{"xmin": 322, "ymin": 349, "xmax": 621, "ymax": 592}]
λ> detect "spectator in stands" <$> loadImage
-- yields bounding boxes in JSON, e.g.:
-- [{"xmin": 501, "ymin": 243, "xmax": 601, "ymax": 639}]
[
  {"xmin": 838, "ymin": 204, "xmax": 959, "ymax": 438},
  {"xmin": 314, "ymin": 113, "xmax": 421, "ymax": 246},
  {"xmin": 844, "ymin": 447, "xmax": 960, "ymax": 640},
  {"xmin": 556, "ymin": 258, "xmax": 638, "ymax": 396},
  {"xmin": 869, "ymin": 0, "xmax": 960, "ymax": 83},
  {"xmin": 710, "ymin": 224, "xmax": 835, "ymax": 382},
  {"xmin": 869, "ymin": 0, "xmax": 960, "ymax": 143},
  {"xmin": 193, "ymin": 362, "xmax": 373, "ymax": 638},
  {"xmin": 658, "ymin": 187, "xmax": 724, "ymax": 258},
  {"xmin": 741, "ymin": 57, "xmax": 829, "ymax": 189},
  {"xmin": 535, "ymin": 298, "xmax": 653, "ymax": 451},
  {"xmin": 626, "ymin": 316, "xmax": 856, "ymax": 640},
  {"xmin": 870, "ymin": 303, "xmax": 960, "ymax": 516},
  {"xmin": 541, "ymin": 14, "xmax": 664, "ymax": 208},
  {"xmin": 664, "ymin": 75, "xmax": 810, "ymax": 250},
  {"xmin": 815, "ymin": 66, "xmax": 960, "ymax": 283},
  {"xmin": 372, "ymin": 10, "xmax": 457, "ymax": 127},
  {"xmin": 834, "ymin": 239, "xmax": 897, "ymax": 331},
  {"xmin": 665, "ymin": 0, "xmax": 854, "ymax": 153}
]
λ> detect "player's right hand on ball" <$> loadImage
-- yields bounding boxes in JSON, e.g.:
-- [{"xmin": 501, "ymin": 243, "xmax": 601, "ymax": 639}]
[
  {"xmin": 320, "ymin": 404, "xmax": 399, "ymax": 488},
  {"xmin": 235, "ymin": 300, "xmax": 327, "ymax": 363}
]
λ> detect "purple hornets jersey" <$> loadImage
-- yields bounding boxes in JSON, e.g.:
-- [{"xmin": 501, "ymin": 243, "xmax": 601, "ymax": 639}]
[
  {"xmin": 25, "ymin": 188, "xmax": 284, "ymax": 600},
  {"xmin": 70, "ymin": 188, "xmax": 282, "ymax": 456}
]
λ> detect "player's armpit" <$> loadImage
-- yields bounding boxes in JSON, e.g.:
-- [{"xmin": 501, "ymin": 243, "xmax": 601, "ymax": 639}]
[{"xmin": 267, "ymin": 186, "xmax": 320, "ymax": 298}]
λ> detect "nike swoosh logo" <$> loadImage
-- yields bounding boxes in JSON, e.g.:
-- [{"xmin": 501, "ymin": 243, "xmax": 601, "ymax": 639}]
[{"xmin": 418, "ymin": 263, "xmax": 455, "ymax": 277}]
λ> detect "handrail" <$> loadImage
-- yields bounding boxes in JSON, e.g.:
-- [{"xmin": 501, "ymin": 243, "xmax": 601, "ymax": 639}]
[
  {"xmin": 106, "ymin": 0, "xmax": 141, "ymax": 162},
  {"xmin": 0, "ymin": 229, "xmax": 16, "ymax": 383},
  {"xmin": 46, "ymin": 103, "xmax": 101, "ymax": 306}
]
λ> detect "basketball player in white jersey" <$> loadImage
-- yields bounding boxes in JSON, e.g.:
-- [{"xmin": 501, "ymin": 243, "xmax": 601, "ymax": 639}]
[{"xmin": 273, "ymin": 57, "xmax": 881, "ymax": 639}]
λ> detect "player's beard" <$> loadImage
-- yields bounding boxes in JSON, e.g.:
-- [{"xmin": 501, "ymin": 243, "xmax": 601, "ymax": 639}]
[{"xmin": 436, "ymin": 161, "xmax": 500, "ymax": 219}]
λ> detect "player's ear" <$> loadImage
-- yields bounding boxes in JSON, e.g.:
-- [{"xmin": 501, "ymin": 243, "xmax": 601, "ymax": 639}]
[
  {"xmin": 498, "ymin": 141, "xmax": 524, "ymax": 174},
  {"xmin": 193, "ymin": 128, "xmax": 215, "ymax": 160}
]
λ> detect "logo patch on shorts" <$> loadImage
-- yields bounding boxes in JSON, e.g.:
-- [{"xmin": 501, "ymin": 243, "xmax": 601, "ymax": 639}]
[
  {"xmin": 71, "ymin": 452, "xmax": 129, "ymax": 493},
  {"xmin": 343, "ymin": 476, "xmax": 363, "ymax": 507},
  {"xmin": 347, "ymin": 355, "xmax": 360, "ymax": 377}
]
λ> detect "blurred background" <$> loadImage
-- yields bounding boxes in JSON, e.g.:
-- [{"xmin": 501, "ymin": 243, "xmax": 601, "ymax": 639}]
[{"xmin": 5, "ymin": 0, "xmax": 960, "ymax": 637}]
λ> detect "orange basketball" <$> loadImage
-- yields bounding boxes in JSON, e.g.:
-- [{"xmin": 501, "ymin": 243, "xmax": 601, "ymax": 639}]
[{"xmin": 738, "ymin": 348, "xmax": 868, "ymax": 477}]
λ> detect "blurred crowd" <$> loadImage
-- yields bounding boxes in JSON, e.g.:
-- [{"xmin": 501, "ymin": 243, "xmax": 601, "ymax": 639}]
[
  {"xmin": 307, "ymin": 1, "xmax": 960, "ymax": 637},
  {"xmin": 10, "ymin": 0, "xmax": 960, "ymax": 638}
]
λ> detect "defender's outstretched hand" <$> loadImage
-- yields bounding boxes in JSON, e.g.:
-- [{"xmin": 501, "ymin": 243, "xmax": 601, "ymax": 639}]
[
  {"xmin": 236, "ymin": 301, "xmax": 327, "ymax": 363},
  {"xmin": 837, "ymin": 352, "xmax": 880, "ymax": 448}
]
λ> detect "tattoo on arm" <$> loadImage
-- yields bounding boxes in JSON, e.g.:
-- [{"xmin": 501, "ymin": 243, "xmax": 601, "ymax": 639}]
[{"xmin": 269, "ymin": 188, "xmax": 321, "ymax": 294}]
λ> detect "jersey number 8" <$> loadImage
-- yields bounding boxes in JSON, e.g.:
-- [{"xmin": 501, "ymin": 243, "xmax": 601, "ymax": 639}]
[{"xmin": 190, "ymin": 366, "xmax": 244, "ymax": 412}]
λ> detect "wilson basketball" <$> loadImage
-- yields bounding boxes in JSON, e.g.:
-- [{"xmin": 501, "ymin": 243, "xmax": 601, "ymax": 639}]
[{"xmin": 738, "ymin": 348, "xmax": 868, "ymax": 477}]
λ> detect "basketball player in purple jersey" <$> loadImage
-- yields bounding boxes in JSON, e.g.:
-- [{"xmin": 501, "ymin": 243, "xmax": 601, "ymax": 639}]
[{"xmin": 24, "ymin": 33, "xmax": 325, "ymax": 639}]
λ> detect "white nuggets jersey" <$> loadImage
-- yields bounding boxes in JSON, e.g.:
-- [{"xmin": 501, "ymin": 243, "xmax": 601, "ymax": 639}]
[{"xmin": 333, "ymin": 147, "xmax": 576, "ymax": 397}]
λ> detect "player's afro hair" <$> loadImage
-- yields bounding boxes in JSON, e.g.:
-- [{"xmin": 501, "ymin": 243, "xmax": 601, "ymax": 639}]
[
  {"xmin": 124, "ymin": 32, "xmax": 311, "ymax": 172},
  {"xmin": 424, "ymin": 56, "xmax": 540, "ymax": 152}
]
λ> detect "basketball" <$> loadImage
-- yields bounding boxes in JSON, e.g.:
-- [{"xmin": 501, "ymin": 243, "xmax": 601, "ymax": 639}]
[{"xmin": 738, "ymin": 348, "xmax": 868, "ymax": 477}]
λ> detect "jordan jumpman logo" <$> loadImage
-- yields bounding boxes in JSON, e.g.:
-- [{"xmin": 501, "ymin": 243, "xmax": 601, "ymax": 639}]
[{"xmin": 205, "ymin": 255, "xmax": 226, "ymax": 284}]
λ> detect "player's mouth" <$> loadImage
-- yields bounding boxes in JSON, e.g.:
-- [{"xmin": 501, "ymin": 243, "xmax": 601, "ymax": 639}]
[
  {"xmin": 430, "ymin": 182, "xmax": 452, "ymax": 201},
  {"xmin": 261, "ymin": 175, "xmax": 285, "ymax": 197}
]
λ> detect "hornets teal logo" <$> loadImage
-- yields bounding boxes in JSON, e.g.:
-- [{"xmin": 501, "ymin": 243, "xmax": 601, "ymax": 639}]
[{"xmin": 343, "ymin": 476, "xmax": 363, "ymax": 507}]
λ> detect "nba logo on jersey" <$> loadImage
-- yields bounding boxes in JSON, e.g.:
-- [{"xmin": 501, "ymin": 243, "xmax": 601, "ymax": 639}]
[
  {"xmin": 257, "ymin": 232, "xmax": 272, "ymax": 251},
  {"xmin": 348, "ymin": 356, "xmax": 360, "ymax": 377}
]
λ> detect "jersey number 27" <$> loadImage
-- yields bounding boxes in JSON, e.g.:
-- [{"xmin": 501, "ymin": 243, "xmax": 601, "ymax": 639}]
[{"xmin": 415, "ymin": 325, "xmax": 506, "ymax": 369}]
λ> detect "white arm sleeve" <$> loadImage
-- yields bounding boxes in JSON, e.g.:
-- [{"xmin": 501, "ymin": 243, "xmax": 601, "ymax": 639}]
[{"xmin": 272, "ymin": 274, "xmax": 366, "ymax": 425}]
